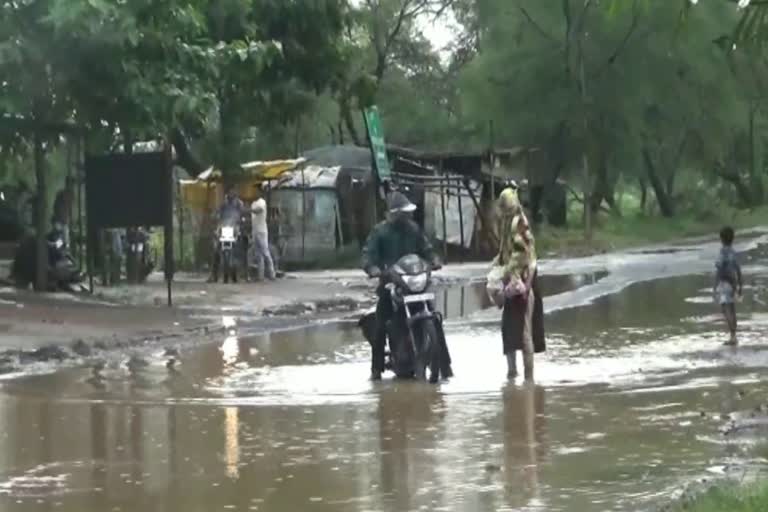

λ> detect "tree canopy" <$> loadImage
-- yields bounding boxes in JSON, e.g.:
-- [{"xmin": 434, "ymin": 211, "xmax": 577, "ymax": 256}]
[{"xmin": 3, "ymin": 0, "xmax": 768, "ymax": 250}]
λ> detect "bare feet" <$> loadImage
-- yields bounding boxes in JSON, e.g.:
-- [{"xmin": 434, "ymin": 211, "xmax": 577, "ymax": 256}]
[{"xmin": 506, "ymin": 354, "xmax": 517, "ymax": 380}]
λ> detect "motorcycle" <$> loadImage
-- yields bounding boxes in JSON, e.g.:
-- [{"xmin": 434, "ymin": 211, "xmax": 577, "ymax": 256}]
[
  {"xmin": 46, "ymin": 227, "xmax": 85, "ymax": 292},
  {"xmin": 125, "ymin": 227, "xmax": 153, "ymax": 284},
  {"xmin": 12, "ymin": 226, "xmax": 84, "ymax": 291},
  {"xmin": 217, "ymin": 222, "xmax": 240, "ymax": 284},
  {"xmin": 359, "ymin": 254, "xmax": 448, "ymax": 383}
]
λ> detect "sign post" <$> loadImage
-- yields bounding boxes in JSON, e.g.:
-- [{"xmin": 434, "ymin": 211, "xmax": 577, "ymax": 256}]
[
  {"xmin": 363, "ymin": 106, "xmax": 390, "ymax": 223},
  {"xmin": 85, "ymin": 150, "xmax": 175, "ymax": 306},
  {"xmin": 363, "ymin": 106, "xmax": 391, "ymax": 182}
]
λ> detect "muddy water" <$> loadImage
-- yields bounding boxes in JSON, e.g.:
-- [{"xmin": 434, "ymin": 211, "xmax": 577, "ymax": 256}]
[
  {"xmin": 2, "ymin": 269, "xmax": 768, "ymax": 510},
  {"xmin": 435, "ymin": 271, "xmax": 609, "ymax": 321}
]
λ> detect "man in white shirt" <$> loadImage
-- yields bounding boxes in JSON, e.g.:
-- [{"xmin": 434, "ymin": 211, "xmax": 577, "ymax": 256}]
[{"xmin": 250, "ymin": 196, "xmax": 276, "ymax": 280}]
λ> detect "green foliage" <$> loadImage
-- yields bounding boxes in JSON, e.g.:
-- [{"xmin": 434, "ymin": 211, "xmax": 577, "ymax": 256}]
[
  {"xmin": 668, "ymin": 482, "xmax": 768, "ymax": 512},
  {"xmin": 3, "ymin": 0, "xmax": 768, "ymax": 233},
  {"xmin": 0, "ymin": 0, "xmax": 346, "ymax": 163}
]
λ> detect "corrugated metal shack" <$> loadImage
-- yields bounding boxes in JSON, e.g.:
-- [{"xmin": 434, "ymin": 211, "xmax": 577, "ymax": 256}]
[{"xmin": 387, "ymin": 146, "xmax": 535, "ymax": 260}]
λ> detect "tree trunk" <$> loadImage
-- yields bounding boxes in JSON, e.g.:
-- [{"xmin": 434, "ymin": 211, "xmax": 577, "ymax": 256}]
[
  {"xmin": 603, "ymin": 190, "xmax": 621, "ymax": 217},
  {"xmin": 716, "ymin": 165, "xmax": 753, "ymax": 207},
  {"xmin": 33, "ymin": 134, "xmax": 48, "ymax": 292},
  {"xmin": 589, "ymin": 156, "xmax": 620, "ymax": 216},
  {"xmin": 665, "ymin": 170, "xmax": 675, "ymax": 199},
  {"xmin": 748, "ymin": 106, "xmax": 764, "ymax": 205},
  {"xmin": 170, "ymin": 127, "xmax": 207, "ymax": 177},
  {"xmin": 642, "ymin": 148, "xmax": 675, "ymax": 217},
  {"xmin": 218, "ymin": 95, "xmax": 241, "ymax": 178},
  {"xmin": 123, "ymin": 127, "xmax": 134, "ymax": 155},
  {"xmin": 340, "ymin": 96, "xmax": 361, "ymax": 146},
  {"xmin": 639, "ymin": 176, "xmax": 647, "ymax": 214},
  {"xmin": 578, "ymin": 49, "xmax": 592, "ymax": 240}
]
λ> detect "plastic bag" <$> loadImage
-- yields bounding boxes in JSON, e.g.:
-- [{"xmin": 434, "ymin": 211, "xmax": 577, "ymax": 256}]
[
  {"xmin": 505, "ymin": 279, "xmax": 528, "ymax": 299},
  {"xmin": 486, "ymin": 263, "xmax": 506, "ymax": 308}
]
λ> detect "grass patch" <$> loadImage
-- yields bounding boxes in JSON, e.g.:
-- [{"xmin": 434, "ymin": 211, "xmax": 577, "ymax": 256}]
[
  {"xmin": 669, "ymin": 482, "xmax": 768, "ymax": 512},
  {"xmin": 536, "ymin": 205, "xmax": 768, "ymax": 258}
]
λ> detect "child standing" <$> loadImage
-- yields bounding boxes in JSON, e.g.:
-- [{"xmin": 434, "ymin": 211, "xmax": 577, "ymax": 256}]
[{"xmin": 714, "ymin": 226, "xmax": 743, "ymax": 346}]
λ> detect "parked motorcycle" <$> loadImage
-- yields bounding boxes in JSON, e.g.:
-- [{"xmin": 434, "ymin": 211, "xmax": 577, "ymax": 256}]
[
  {"xmin": 359, "ymin": 254, "xmax": 448, "ymax": 383},
  {"xmin": 217, "ymin": 222, "xmax": 240, "ymax": 284},
  {"xmin": 12, "ymin": 225, "xmax": 85, "ymax": 292},
  {"xmin": 46, "ymin": 226, "xmax": 85, "ymax": 291}
]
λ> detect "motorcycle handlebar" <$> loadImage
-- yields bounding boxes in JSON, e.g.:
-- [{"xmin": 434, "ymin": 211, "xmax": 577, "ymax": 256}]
[{"xmin": 366, "ymin": 262, "xmax": 441, "ymax": 280}]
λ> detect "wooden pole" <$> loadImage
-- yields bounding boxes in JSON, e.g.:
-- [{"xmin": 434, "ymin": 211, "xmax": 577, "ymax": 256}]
[
  {"xmin": 33, "ymin": 132, "xmax": 48, "ymax": 292},
  {"xmin": 439, "ymin": 161, "xmax": 448, "ymax": 263},
  {"xmin": 301, "ymin": 167, "xmax": 306, "ymax": 264},
  {"xmin": 334, "ymin": 201, "xmax": 344, "ymax": 251},
  {"xmin": 77, "ymin": 136, "xmax": 85, "ymax": 271},
  {"xmin": 464, "ymin": 178, "xmax": 498, "ymax": 250},
  {"xmin": 164, "ymin": 145, "xmax": 174, "ymax": 307},
  {"xmin": 490, "ymin": 120, "xmax": 496, "ymax": 201},
  {"xmin": 457, "ymin": 176, "xmax": 465, "ymax": 263},
  {"xmin": 176, "ymin": 172, "xmax": 184, "ymax": 270}
]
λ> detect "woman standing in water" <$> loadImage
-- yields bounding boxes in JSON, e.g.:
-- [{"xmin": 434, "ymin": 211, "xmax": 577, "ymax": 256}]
[{"xmin": 495, "ymin": 184, "xmax": 546, "ymax": 381}]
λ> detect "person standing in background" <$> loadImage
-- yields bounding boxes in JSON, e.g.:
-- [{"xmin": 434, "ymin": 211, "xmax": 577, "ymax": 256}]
[
  {"xmin": 52, "ymin": 176, "xmax": 74, "ymax": 247},
  {"xmin": 250, "ymin": 195, "xmax": 276, "ymax": 281}
]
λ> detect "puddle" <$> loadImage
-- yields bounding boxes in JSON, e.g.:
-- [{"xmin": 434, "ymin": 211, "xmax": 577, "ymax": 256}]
[
  {"xmin": 437, "ymin": 271, "xmax": 609, "ymax": 320},
  {"xmin": 630, "ymin": 248, "xmax": 696, "ymax": 255},
  {"xmin": 2, "ymin": 253, "xmax": 768, "ymax": 511}
]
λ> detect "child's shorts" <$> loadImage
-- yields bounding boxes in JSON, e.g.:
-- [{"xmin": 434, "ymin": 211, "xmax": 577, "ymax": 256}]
[{"xmin": 716, "ymin": 281, "xmax": 735, "ymax": 305}]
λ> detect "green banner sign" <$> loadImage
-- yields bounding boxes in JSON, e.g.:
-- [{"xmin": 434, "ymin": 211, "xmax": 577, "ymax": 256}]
[{"xmin": 363, "ymin": 106, "xmax": 391, "ymax": 181}]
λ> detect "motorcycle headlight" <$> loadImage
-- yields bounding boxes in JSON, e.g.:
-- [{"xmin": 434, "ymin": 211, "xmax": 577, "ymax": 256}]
[
  {"xmin": 55, "ymin": 239, "xmax": 64, "ymax": 249},
  {"xmin": 221, "ymin": 227, "xmax": 235, "ymax": 239},
  {"xmin": 402, "ymin": 273, "xmax": 428, "ymax": 293}
]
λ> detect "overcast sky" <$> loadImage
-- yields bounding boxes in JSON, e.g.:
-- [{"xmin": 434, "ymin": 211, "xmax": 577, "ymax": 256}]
[
  {"xmin": 420, "ymin": 10, "xmax": 458, "ymax": 54},
  {"xmin": 348, "ymin": 0, "xmax": 458, "ymax": 54}
]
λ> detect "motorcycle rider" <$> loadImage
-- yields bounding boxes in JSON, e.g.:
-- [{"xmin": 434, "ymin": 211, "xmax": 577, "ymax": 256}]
[
  {"xmin": 209, "ymin": 187, "xmax": 245, "ymax": 283},
  {"xmin": 362, "ymin": 191, "xmax": 452, "ymax": 381}
]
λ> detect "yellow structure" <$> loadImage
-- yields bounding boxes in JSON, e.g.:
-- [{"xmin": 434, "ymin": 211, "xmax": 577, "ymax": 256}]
[{"xmin": 179, "ymin": 158, "xmax": 305, "ymax": 213}]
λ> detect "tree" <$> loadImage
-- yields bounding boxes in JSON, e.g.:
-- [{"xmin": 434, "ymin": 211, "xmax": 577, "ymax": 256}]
[
  {"xmin": 457, "ymin": 0, "xmax": 752, "ymax": 228},
  {"xmin": 0, "ymin": 0, "xmax": 347, "ymax": 289},
  {"xmin": 336, "ymin": 0, "xmax": 454, "ymax": 144}
]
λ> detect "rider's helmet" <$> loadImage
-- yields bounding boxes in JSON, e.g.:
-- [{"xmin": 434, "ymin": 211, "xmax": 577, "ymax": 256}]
[{"xmin": 387, "ymin": 191, "xmax": 416, "ymax": 213}]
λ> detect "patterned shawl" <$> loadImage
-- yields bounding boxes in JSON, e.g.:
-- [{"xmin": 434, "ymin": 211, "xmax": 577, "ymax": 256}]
[{"xmin": 496, "ymin": 187, "xmax": 537, "ymax": 279}]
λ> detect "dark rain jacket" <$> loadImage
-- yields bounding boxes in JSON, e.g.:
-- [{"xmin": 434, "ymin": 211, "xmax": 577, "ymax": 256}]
[{"xmin": 362, "ymin": 219, "xmax": 436, "ymax": 274}]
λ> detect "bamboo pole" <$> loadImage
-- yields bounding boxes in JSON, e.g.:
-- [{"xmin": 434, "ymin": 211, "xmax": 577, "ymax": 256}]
[
  {"xmin": 458, "ymin": 182, "xmax": 465, "ymax": 262},
  {"xmin": 439, "ymin": 160, "xmax": 448, "ymax": 263}
]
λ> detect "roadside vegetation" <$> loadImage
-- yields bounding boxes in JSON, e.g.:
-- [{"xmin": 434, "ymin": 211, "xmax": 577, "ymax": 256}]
[
  {"xmin": 669, "ymin": 483, "xmax": 768, "ymax": 512},
  {"xmin": 537, "ymin": 196, "xmax": 768, "ymax": 258}
]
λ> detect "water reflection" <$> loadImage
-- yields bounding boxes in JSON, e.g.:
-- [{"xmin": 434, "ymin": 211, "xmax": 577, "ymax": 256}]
[
  {"xmin": 224, "ymin": 407, "xmax": 240, "ymax": 480},
  {"xmin": 220, "ymin": 336, "xmax": 240, "ymax": 367},
  {"xmin": 502, "ymin": 385, "xmax": 547, "ymax": 510},
  {"xmin": 376, "ymin": 384, "xmax": 446, "ymax": 512}
]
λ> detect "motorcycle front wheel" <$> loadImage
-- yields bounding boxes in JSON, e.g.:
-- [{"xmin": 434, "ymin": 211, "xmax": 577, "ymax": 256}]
[
  {"xmin": 221, "ymin": 251, "xmax": 232, "ymax": 284},
  {"xmin": 414, "ymin": 320, "xmax": 440, "ymax": 383}
]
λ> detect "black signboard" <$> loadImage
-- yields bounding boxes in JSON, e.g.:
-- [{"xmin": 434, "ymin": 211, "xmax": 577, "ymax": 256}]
[{"xmin": 85, "ymin": 150, "xmax": 175, "ymax": 305}]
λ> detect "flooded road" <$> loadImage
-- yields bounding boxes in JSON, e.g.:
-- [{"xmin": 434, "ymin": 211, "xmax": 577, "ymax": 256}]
[{"xmin": 2, "ymin": 243, "xmax": 768, "ymax": 511}]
